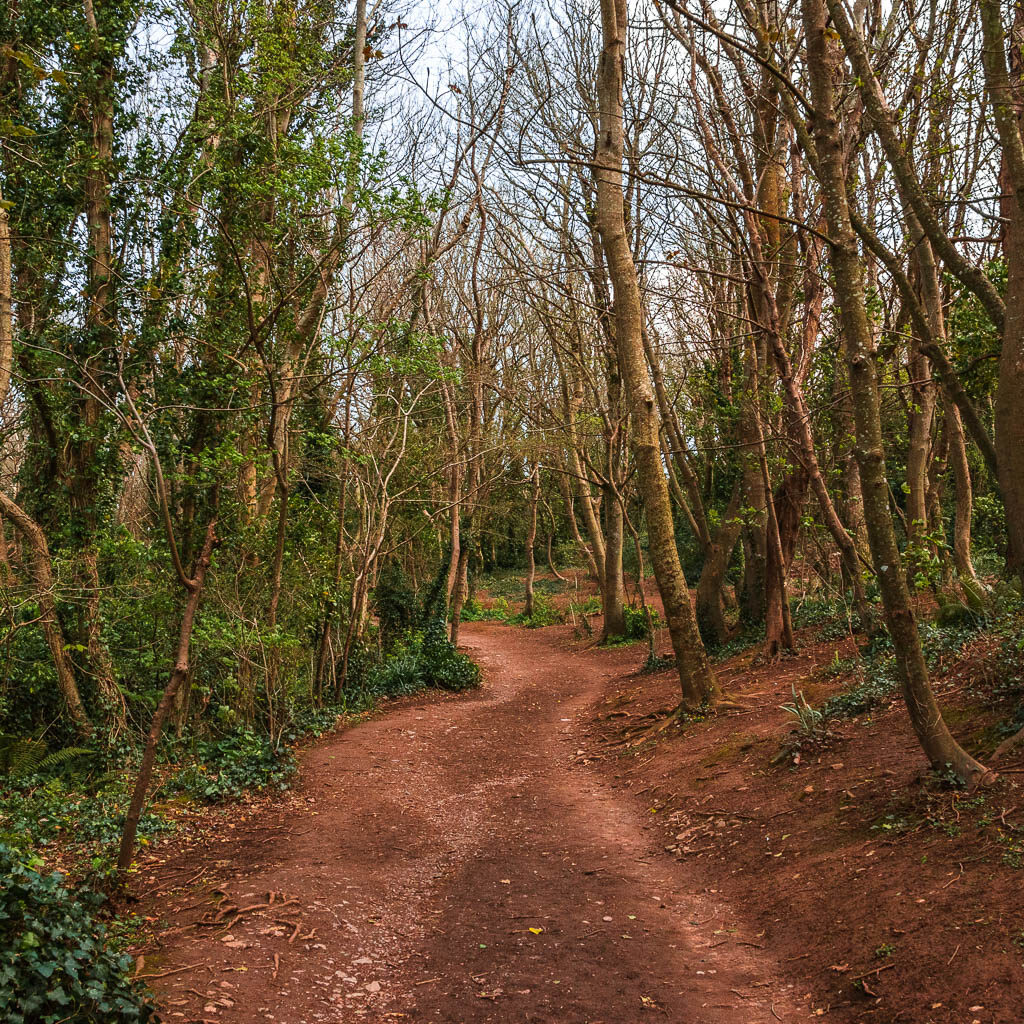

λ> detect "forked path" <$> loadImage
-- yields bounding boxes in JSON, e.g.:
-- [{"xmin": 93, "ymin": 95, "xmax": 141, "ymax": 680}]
[{"xmin": 147, "ymin": 624, "xmax": 796, "ymax": 1023}]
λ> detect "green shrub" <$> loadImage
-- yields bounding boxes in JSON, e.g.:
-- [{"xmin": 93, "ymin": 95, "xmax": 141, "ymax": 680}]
[
  {"xmin": 514, "ymin": 592, "xmax": 562, "ymax": 628},
  {"xmin": 0, "ymin": 844, "xmax": 157, "ymax": 1023},
  {"xmin": 358, "ymin": 620, "xmax": 480, "ymax": 697},
  {"xmin": 567, "ymin": 595, "xmax": 601, "ymax": 618},
  {"xmin": 0, "ymin": 776, "xmax": 174, "ymax": 855},
  {"xmin": 420, "ymin": 619, "xmax": 481, "ymax": 690},
  {"xmin": 460, "ymin": 596, "xmax": 513, "ymax": 623},
  {"xmin": 623, "ymin": 604, "xmax": 660, "ymax": 640},
  {"xmin": 166, "ymin": 729, "xmax": 296, "ymax": 803}
]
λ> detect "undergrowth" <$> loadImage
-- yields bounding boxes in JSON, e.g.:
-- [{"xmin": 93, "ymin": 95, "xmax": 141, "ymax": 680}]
[{"xmin": 0, "ymin": 844, "xmax": 157, "ymax": 1023}]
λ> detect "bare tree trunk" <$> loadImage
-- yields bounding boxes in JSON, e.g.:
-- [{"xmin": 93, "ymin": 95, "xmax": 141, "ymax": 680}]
[
  {"xmin": 524, "ymin": 464, "xmax": 539, "ymax": 619},
  {"xmin": 695, "ymin": 479, "xmax": 743, "ymax": 647},
  {"xmin": 546, "ymin": 525, "xmax": 567, "ymax": 583},
  {"xmin": 555, "ymin": 463, "xmax": 600, "ymax": 583},
  {"xmin": 979, "ymin": 0, "xmax": 1024, "ymax": 583},
  {"xmin": 601, "ymin": 483, "xmax": 626, "ymax": 637},
  {"xmin": 117, "ymin": 520, "xmax": 217, "ymax": 874},
  {"xmin": 73, "ymin": 0, "xmax": 125, "ymax": 734},
  {"xmin": 594, "ymin": 0, "xmax": 717, "ymax": 707},
  {"xmin": 568, "ymin": 445, "xmax": 607, "ymax": 590},
  {"xmin": 0, "ymin": 491, "xmax": 93, "ymax": 739},
  {"xmin": 804, "ymin": 0, "xmax": 986, "ymax": 785},
  {"xmin": 449, "ymin": 541, "xmax": 471, "ymax": 647},
  {"xmin": 945, "ymin": 399, "xmax": 985, "ymax": 607},
  {"xmin": 0, "ymin": 193, "xmax": 11, "ymax": 409}
]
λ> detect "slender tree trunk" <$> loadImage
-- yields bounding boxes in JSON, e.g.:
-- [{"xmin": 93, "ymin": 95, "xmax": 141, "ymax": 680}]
[
  {"xmin": 804, "ymin": 0, "xmax": 986, "ymax": 784},
  {"xmin": 0, "ymin": 194, "xmax": 11, "ymax": 409},
  {"xmin": 556, "ymin": 464, "xmax": 600, "ymax": 583},
  {"xmin": 449, "ymin": 541, "xmax": 471, "ymax": 647},
  {"xmin": 0, "ymin": 491, "xmax": 93, "ymax": 739},
  {"xmin": 695, "ymin": 479, "xmax": 743, "ymax": 647},
  {"xmin": 568, "ymin": 446, "xmax": 607, "ymax": 591},
  {"xmin": 73, "ymin": 0, "xmax": 125, "ymax": 734},
  {"xmin": 945, "ymin": 399, "xmax": 985, "ymax": 607},
  {"xmin": 601, "ymin": 484, "xmax": 627, "ymax": 637},
  {"xmin": 524, "ymin": 465, "xmax": 540, "ymax": 619},
  {"xmin": 594, "ymin": 0, "xmax": 717, "ymax": 707},
  {"xmin": 117, "ymin": 520, "xmax": 216, "ymax": 874}
]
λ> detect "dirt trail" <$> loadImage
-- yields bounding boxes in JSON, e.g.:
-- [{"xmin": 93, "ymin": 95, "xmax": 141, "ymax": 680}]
[{"xmin": 145, "ymin": 624, "xmax": 797, "ymax": 1023}]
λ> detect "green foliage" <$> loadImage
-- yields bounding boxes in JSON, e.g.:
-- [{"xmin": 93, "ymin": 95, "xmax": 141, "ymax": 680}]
[
  {"xmin": 356, "ymin": 619, "xmax": 480, "ymax": 698},
  {"xmin": 0, "ymin": 775, "xmax": 175, "ymax": 858},
  {"xmin": 567, "ymin": 595, "xmax": 601, "ymax": 618},
  {"xmin": 374, "ymin": 562, "xmax": 420, "ymax": 647},
  {"xmin": 904, "ymin": 523, "xmax": 949, "ymax": 592},
  {"xmin": 781, "ymin": 683, "xmax": 825, "ymax": 738},
  {"xmin": 165, "ymin": 730, "xmax": 296, "ymax": 804},
  {"xmin": 459, "ymin": 596, "xmax": 513, "ymax": 623},
  {"xmin": 514, "ymin": 592, "xmax": 562, "ymax": 628},
  {"xmin": 623, "ymin": 604, "xmax": 660, "ymax": 640},
  {"xmin": 0, "ymin": 844, "xmax": 157, "ymax": 1023},
  {"xmin": 0, "ymin": 738, "xmax": 96, "ymax": 781},
  {"xmin": 821, "ymin": 606, "xmax": 997, "ymax": 720}
]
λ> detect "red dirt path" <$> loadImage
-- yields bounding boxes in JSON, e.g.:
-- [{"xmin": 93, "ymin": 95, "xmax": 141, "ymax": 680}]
[{"xmin": 139, "ymin": 623, "xmax": 798, "ymax": 1023}]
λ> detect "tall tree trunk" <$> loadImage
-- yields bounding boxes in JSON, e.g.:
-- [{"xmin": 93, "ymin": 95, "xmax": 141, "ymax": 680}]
[
  {"xmin": 804, "ymin": 0, "xmax": 986, "ymax": 785},
  {"xmin": 601, "ymin": 483, "xmax": 626, "ymax": 637},
  {"xmin": 979, "ymin": 0, "xmax": 1024, "ymax": 584},
  {"xmin": 555, "ymin": 462, "xmax": 600, "ymax": 583},
  {"xmin": 594, "ymin": 0, "xmax": 717, "ymax": 707},
  {"xmin": 73, "ymin": 0, "xmax": 125, "ymax": 733},
  {"xmin": 524, "ymin": 465, "xmax": 540, "ymax": 619},
  {"xmin": 695, "ymin": 479, "xmax": 743, "ymax": 647},
  {"xmin": 0, "ymin": 192, "xmax": 11, "ymax": 409},
  {"xmin": 945, "ymin": 399, "xmax": 985, "ymax": 607}
]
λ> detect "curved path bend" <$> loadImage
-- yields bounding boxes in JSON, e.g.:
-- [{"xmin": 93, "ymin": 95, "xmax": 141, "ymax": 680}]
[{"xmin": 147, "ymin": 624, "xmax": 796, "ymax": 1023}]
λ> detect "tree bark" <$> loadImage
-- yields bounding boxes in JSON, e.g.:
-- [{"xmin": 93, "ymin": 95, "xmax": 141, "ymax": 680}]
[
  {"xmin": 117, "ymin": 520, "xmax": 217, "ymax": 874},
  {"xmin": 804, "ymin": 0, "xmax": 987, "ymax": 785},
  {"xmin": 695, "ymin": 479, "xmax": 743, "ymax": 647},
  {"xmin": 594, "ymin": 0, "xmax": 717, "ymax": 707},
  {"xmin": 0, "ymin": 491, "xmax": 94, "ymax": 739},
  {"xmin": 945, "ymin": 399, "xmax": 985, "ymax": 607},
  {"xmin": 524, "ymin": 465, "xmax": 540, "ymax": 619},
  {"xmin": 601, "ymin": 483, "xmax": 626, "ymax": 637}
]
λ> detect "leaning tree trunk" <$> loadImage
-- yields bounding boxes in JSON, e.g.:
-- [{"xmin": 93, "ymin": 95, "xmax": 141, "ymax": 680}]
[
  {"xmin": 594, "ymin": 0, "xmax": 717, "ymax": 707},
  {"xmin": 804, "ymin": 0, "xmax": 986, "ymax": 785},
  {"xmin": 0, "ymin": 491, "xmax": 93, "ymax": 739},
  {"xmin": 117, "ymin": 520, "xmax": 216, "ymax": 874},
  {"xmin": 555, "ymin": 462, "xmax": 600, "ymax": 583}
]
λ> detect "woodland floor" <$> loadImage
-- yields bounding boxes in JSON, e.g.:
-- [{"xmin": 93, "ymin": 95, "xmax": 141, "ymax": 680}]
[{"xmin": 128, "ymin": 617, "xmax": 1024, "ymax": 1024}]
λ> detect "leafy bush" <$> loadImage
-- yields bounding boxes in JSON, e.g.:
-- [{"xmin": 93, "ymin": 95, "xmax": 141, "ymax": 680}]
[
  {"xmin": 166, "ymin": 729, "xmax": 296, "ymax": 803},
  {"xmin": 0, "ymin": 776, "xmax": 174, "ymax": 856},
  {"xmin": 420, "ymin": 619, "xmax": 481, "ymax": 690},
  {"xmin": 567, "ymin": 595, "xmax": 601, "ymax": 618},
  {"xmin": 0, "ymin": 844, "xmax": 157, "ymax": 1023},
  {"xmin": 622, "ymin": 604, "xmax": 660, "ymax": 640},
  {"xmin": 358, "ymin": 620, "xmax": 480, "ymax": 698},
  {"xmin": 460, "ymin": 596, "xmax": 513, "ymax": 623},
  {"xmin": 514, "ymin": 592, "xmax": 562, "ymax": 628}
]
